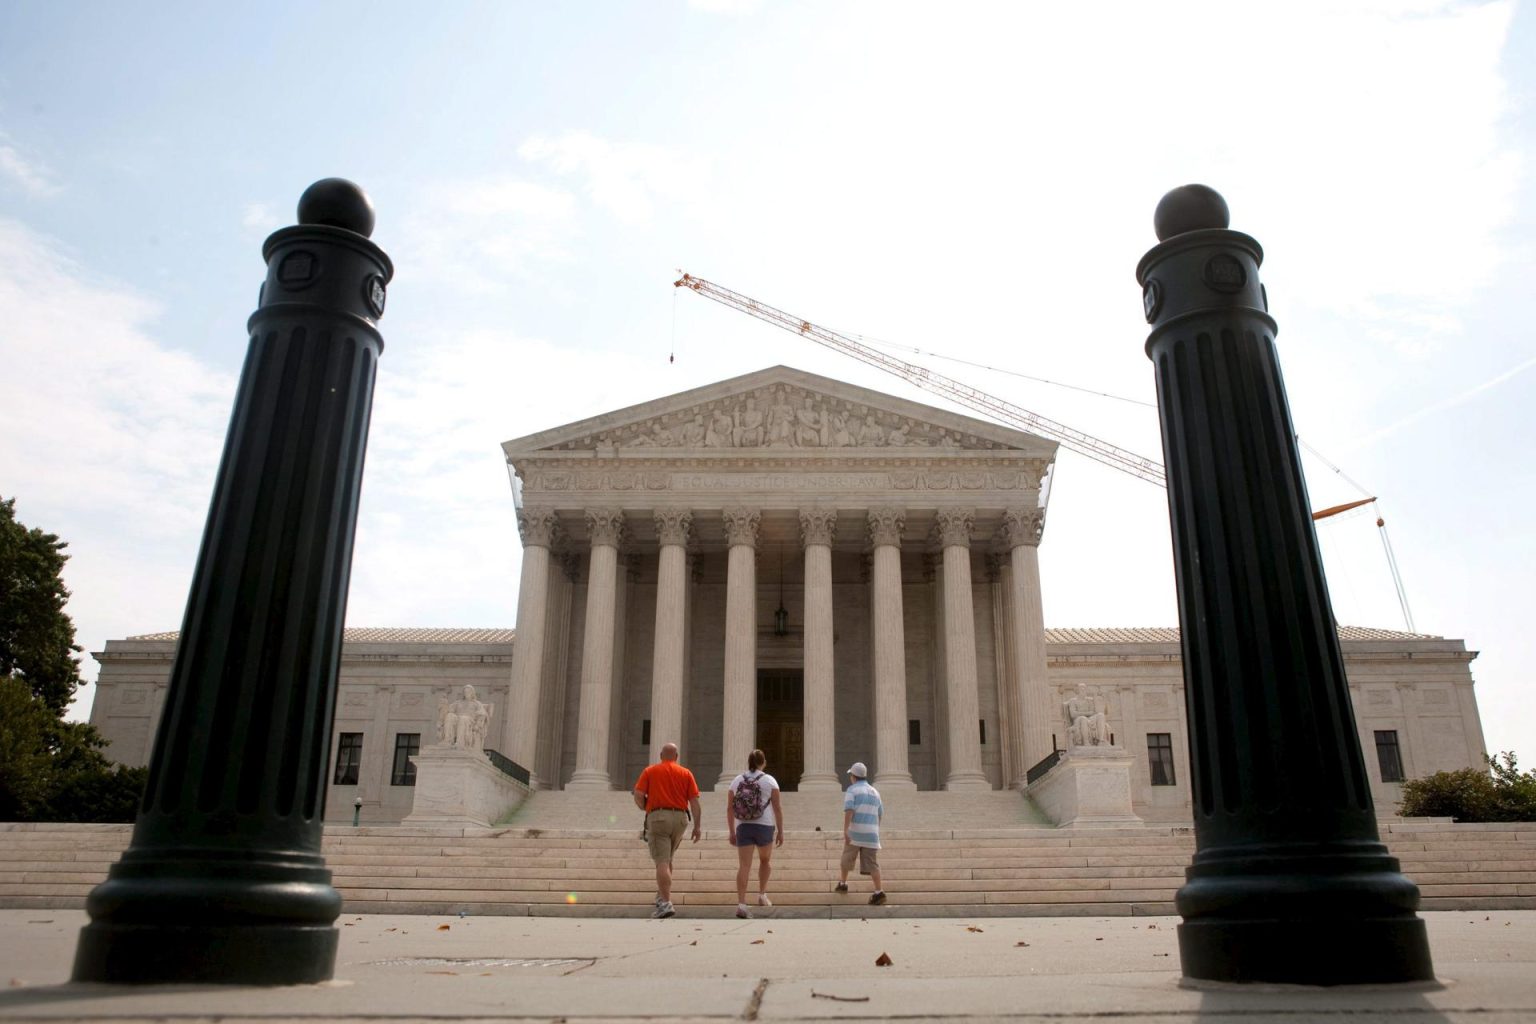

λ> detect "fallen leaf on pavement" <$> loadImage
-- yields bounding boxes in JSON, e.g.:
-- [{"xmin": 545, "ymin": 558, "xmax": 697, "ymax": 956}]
[
  {"xmin": 875, "ymin": 952, "xmax": 893, "ymax": 967},
  {"xmin": 1015, "ymin": 941, "xmax": 1030, "ymax": 947},
  {"xmin": 690, "ymin": 940, "xmax": 697, "ymax": 946},
  {"xmin": 437, "ymin": 924, "xmax": 451, "ymax": 931},
  {"xmin": 751, "ymin": 939, "xmax": 765, "ymax": 945},
  {"xmin": 966, "ymin": 926, "xmax": 984, "ymax": 933}
]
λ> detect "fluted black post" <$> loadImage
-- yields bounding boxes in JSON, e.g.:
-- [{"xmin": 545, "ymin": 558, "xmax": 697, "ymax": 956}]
[
  {"xmin": 73, "ymin": 179, "xmax": 391, "ymax": 985},
  {"xmin": 1137, "ymin": 186, "xmax": 1433, "ymax": 985}
]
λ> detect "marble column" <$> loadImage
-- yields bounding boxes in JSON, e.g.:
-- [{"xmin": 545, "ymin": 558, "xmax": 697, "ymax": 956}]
[
  {"xmin": 506, "ymin": 508, "xmax": 560, "ymax": 787},
  {"xmin": 868, "ymin": 507, "xmax": 915, "ymax": 790},
  {"xmin": 1004, "ymin": 508, "xmax": 1053, "ymax": 782},
  {"xmin": 568, "ymin": 508, "xmax": 625, "ymax": 790},
  {"xmin": 649, "ymin": 507, "xmax": 692, "ymax": 763},
  {"xmin": 799, "ymin": 507, "xmax": 840, "ymax": 791},
  {"xmin": 717, "ymin": 508, "xmax": 761, "ymax": 787},
  {"xmin": 936, "ymin": 508, "xmax": 989, "ymax": 790}
]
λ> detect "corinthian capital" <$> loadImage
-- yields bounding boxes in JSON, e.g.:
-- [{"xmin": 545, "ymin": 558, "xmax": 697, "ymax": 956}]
[
  {"xmin": 799, "ymin": 506, "xmax": 837, "ymax": 548},
  {"xmin": 585, "ymin": 508, "xmax": 626, "ymax": 549},
  {"xmin": 722, "ymin": 507, "xmax": 762, "ymax": 548},
  {"xmin": 654, "ymin": 507, "xmax": 693, "ymax": 547},
  {"xmin": 933, "ymin": 507, "xmax": 975, "ymax": 548},
  {"xmin": 517, "ymin": 507, "xmax": 561, "ymax": 549},
  {"xmin": 1002, "ymin": 508, "xmax": 1047, "ymax": 548},
  {"xmin": 867, "ymin": 506, "xmax": 906, "ymax": 549}
]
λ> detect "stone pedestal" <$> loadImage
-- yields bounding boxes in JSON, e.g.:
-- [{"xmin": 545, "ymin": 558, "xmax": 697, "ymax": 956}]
[
  {"xmin": 404, "ymin": 746, "xmax": 530, "ymax": 829},
  {"xmin": 1028, "ymin": 747, "xmax": 1143, "ymax": 828}
]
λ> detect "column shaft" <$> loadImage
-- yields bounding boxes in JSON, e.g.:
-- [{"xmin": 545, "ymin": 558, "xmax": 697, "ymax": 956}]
[
  {"xmin": 938, "ymin": 509, "xmax": 988, "ymax": 790},
  {"xmin": 799, "ymin": 508, "xmax": 839, "ymax": 791},
  {"xmin": 868, "ymin": 508, "xmax": 914, "ymax": 790},
  {"xmin": 569, "ymin": 510, "xmax": 624, "ymax": 790},
  {"xmin": 718, "ymin": 508, "xmax": 760, "ymax": 786},
  {"xmin": 505, "ymin": 509, "xmax": 558, "ymax": 785},
  {"xmin": 649, "ymin": 509, "xmax": 691, "ymax": 762},
  {"xmin": 1010, "ymin": 540, "xmax": 1054, "ymax": 771}
]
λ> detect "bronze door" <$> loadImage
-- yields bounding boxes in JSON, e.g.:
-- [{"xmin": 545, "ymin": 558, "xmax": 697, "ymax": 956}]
[{"xmin": 756, "ymin": 669, "xmax": 804, "ymax": 791}]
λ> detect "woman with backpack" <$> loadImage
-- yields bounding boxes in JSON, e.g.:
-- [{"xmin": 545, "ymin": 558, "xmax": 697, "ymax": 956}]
[{"xmin": 726, "ymin": 748, "xmax": 783, "ymax": 919}]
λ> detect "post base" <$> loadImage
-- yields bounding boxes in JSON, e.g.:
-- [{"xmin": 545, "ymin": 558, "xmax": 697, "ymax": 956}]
[
  {"xmin": 73, "ymin": 922, "xmax": 338, "ymax": 985},
  {"xmin": 1178, "ymin": 915, "xmax": 1434, "ymax": 986}
]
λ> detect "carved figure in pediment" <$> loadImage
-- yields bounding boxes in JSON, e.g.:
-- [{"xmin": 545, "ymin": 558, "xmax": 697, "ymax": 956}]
[
  {"xmin": 857, "ymin": 414, "xmax": 886, "ymax": 447},
  {"xmin": 766, "ymin": 388, "xmax": 796, "ymax": 446},
  {"xmin": 734, "ymin": 397, "xmax": 765, "ymax": 447},
  {"xmin": 886, "ymin": 421, "xmax": 910, "ymax": 446},
  {"xmin": 706, "ymin": 406, "xmax": 734, "ymax": 447},
  {"xmin": 625, "ymin": 422, "xmax": 674, "ymax": 447},
  {"xmin": 827, "ymin": 409, "xmax": 855, "ymax": 447},
  {"xmin": 795, "ymin": 396, "xmax": 824, "ymax": 447},
  {"xmin": 679, "ymin": 413, "xmax": 706, "ymax": 447}
]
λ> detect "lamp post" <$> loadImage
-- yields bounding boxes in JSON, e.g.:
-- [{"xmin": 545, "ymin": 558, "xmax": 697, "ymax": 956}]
[
  {"xmin": 353, "ymin": 797, "xmax": 363, "ymax": 827},
  {"xmin": 1137, "ymin": 185, "xmax": 1433, "ymax": 985},
  {"xmin": 72, "ymin": 179, "xmax": 390, "ymax": 986}
]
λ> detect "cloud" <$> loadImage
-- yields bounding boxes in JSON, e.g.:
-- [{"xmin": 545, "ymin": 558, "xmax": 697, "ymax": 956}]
[
  {"xmin": 518, "ymin": 132, "xmax": 709, "ymax": 226},
  {"xmin": 0, "ymin": 134, "xmax": 61, "ymax": 197},
  {"xmin": 241, "ymin": 202, "xmax": 282, "ymax": 235},
  {"xmin": 397, "ymin": 177, "xmax": 579, "ymax": 294},
  {"xmin": 687, "ymin": 0, "xmax": 763, "ymax": 12},
  {"xmin": 0, "ymin": 219, "xmax": 236, "ymax": 713}
]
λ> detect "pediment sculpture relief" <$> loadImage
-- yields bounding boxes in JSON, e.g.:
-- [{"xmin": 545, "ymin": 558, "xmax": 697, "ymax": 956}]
[{"xmin": 551, "ymin": 385, "xmax": 1005, "ymax": 452}]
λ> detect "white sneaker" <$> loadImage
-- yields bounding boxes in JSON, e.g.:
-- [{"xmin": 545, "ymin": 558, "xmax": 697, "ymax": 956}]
[
  {"xmin": 735, "ymin": 903, "xmax": 751, "ymax": 919},
  {"xmin": 653, "ymin": 900, "xmax": 676, "ymax": 919},
  {"xmin": 757, "ymin": 894, "xmax": 772, "ymax": 907}
]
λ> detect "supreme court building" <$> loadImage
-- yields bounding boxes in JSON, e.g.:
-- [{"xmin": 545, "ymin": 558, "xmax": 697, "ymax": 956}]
[{"xmin": 89, "ymin": 366, "xmax": 1488, "ymax": 824}]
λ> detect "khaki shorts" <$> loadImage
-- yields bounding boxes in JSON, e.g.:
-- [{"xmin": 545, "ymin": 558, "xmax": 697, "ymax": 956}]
[
  {"xmin": 646, "ymin": 809, "xmax": 689, "ymax": 863},
  {"xmin": 840, "ymin": 843, "xmax": 879, "ymax": 875}
]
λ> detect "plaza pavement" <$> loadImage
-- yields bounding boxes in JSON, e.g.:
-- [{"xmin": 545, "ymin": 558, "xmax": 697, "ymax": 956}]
[{"xmin": 1, "ymin": 909, "xmax": 1533, "ymax": 1022}]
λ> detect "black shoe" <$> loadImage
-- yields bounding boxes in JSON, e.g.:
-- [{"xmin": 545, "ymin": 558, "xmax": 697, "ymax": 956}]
[
  {"xmin": 834, "ymin": 882, "xmax": 849, "ymax": 893},
  {"xmin": 868, "ymin": 890, "xmax": 886, "ymax": 905}
]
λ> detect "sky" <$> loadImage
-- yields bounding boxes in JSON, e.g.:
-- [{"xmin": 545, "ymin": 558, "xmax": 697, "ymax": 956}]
[{"xmin": 1, "ymin": 1, "xmax": 1532, "ymax": 764}]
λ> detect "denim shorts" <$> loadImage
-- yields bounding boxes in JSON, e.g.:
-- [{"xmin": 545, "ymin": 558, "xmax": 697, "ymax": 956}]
[{"xmin": 736, "ymin": 822, "xmax": 776, "ymax": 847}]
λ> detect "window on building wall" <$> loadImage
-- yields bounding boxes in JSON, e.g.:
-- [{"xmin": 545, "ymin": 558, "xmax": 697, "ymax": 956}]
[
  {"xmin": 641, "ymin": 719, "xmax": 651, "ymax": 746},
  {"xmin": 909, "ymin": 720, "xmax": 921, "ymax": 745},
  {"xmin": 333, "ymin": 732, "xmax": 362, "ymax": 785},
  {"xmin": 392, "ymin": 733, "xmax": 421, "ymax": 786},
  {"xmin": 1375, "ymin": 730, "xmax": 1405, "ymax": 783},
  {"xmin": 979, "ymin": 719, "xmax": 986, "ymax": 745},
  {"xmin": 1147, "ymin": 733, "xmax": 1176, "ymax": 786}
]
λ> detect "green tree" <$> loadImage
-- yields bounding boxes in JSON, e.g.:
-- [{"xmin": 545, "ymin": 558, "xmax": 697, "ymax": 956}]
[
  {"xmin": 0, "ymin": 496, "xmax": 85, "ymax": 714},
  {"xmin": 0, "ymin": 498, "xmax": 145, "ymax": 822},
  {"xmin": 1399, "ymin": 752, "xmax": 1536, "ymax": 822}
]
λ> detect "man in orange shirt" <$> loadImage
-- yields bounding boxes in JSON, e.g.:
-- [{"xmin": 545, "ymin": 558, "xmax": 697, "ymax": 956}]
[{"xmin": 633, "ymin": 741, "xmax": 703, "ymax": 919}]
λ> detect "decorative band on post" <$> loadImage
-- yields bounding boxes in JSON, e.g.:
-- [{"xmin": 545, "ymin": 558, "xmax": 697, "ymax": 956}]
[
  {"xmin": 72, "ymin": 179, "xmax": 391, "ymax": 986},
  {"xmin": 1137, "ymin": 185, "xmax": 1433, "ymax": 985}
]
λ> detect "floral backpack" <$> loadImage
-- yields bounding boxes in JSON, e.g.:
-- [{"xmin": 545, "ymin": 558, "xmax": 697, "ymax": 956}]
[{"xmin": 732, "ymin": 771, "xmax": 768, "ymax": 821}]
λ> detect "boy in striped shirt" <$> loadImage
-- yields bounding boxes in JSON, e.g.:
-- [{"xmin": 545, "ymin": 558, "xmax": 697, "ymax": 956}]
[{"xmin": 836, "ymin": 761, "xmax": 886, "ymax": 904}]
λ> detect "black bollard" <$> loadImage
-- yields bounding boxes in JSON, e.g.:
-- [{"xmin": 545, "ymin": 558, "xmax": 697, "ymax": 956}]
[
  {"xmin": 1137, "ymin": 186, "xmax": 1434, "ymax": 985},
  {"xmin": 73, "ymin": 179, "xmax": 391, "ymax": 985}
]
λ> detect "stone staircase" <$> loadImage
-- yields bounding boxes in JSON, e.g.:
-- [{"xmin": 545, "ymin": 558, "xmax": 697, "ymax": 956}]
[{"xmin": 2, "ymin": 816, "xmax": 1532, "ymax": 919}]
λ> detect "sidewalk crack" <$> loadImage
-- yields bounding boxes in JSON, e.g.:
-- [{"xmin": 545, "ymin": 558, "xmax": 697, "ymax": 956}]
[{"xmin": 742, "ymin": 975, "xmax": 770, "ymax": 1020}]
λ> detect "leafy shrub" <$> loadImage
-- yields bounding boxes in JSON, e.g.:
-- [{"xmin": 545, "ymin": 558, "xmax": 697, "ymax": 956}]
[{"xmin": 1399, "ymin": 752, "xmax": 1536, "ymax": 822}]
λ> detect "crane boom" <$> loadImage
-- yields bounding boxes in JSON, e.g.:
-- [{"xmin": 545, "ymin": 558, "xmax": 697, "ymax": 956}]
[{"xmin": 674, "ymin": 272, "xmax": 1167, "ymax": 486}]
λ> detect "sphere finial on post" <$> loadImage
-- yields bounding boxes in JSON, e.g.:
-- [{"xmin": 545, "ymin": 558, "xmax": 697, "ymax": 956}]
[
  {"xmin": 297, "ymin": 177, "xmax": 376, "ymax": 237},
  {"xmin": 1153, "ymin": 184, "xmax": 1230, "ymax": 240}
]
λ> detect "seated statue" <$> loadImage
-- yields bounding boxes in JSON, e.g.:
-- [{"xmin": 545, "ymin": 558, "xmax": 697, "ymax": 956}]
[
  {"xmin": 437, "ymin": 684, "xmax": 495, "ymax": 750},
  {"xmin": 1064, "ymin": 685, "xmax": 1111, "ymax": 748}
]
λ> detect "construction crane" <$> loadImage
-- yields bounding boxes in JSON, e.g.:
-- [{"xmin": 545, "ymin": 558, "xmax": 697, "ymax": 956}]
[
  {"xmin": 673, "ymin": 273, "xmax": 1167, "ymax": 486},
  {"xmin": 673, "ymin": 271, "xmax": 1417, "ymax": 632}
]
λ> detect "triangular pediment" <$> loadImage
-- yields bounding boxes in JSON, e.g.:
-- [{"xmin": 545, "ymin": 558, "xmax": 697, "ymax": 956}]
[{"xmin": 502, "ymin": 366, "xmax": 1058, "ymax": 458}]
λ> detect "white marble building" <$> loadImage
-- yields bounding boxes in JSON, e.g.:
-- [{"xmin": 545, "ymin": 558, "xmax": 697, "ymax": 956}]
[{"xmin": 87, "ymin": 366, "xmax": 1487, "ymax": 824}]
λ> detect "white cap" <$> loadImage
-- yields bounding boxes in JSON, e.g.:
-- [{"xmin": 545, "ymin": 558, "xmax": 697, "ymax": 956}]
[{"xmin": 847, "ymin": 762, "xmax": 868, "ymax": 779}]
